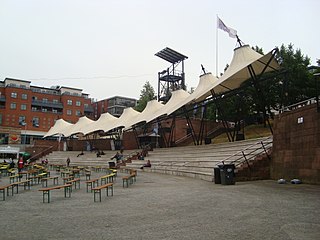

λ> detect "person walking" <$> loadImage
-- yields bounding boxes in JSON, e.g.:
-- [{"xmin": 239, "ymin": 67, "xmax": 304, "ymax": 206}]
[
  {"xmin": 66, "ymin": 157, "xmax": 70, "ymax": 167},
  {"xmin": 18, "ymin": 157, "xmax": 24, "ymax": 172}
]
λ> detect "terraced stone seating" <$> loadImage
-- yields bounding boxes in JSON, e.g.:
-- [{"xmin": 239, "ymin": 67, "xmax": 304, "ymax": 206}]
[
  {"xmin": 43, "ymin": 150, "xmax": 139, "ymax": 169},
  {"xmin": 123, "ymin": 137, "xmax": 272, "ymax": 182}
]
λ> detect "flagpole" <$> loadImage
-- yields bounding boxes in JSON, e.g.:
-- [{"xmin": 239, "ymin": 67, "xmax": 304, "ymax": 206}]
[{"xmin": 216, "ymin": 15, "xmax": 218, "ymax": 77}]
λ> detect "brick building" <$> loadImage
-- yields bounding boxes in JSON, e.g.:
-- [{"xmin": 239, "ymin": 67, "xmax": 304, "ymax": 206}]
[
  {"xmin": 93, "ymin": 96, "xmax": 137, "ymax": 119},
  {"xmin": 0, "ymin": 78, "xmax": 94, "ymax": 145}
]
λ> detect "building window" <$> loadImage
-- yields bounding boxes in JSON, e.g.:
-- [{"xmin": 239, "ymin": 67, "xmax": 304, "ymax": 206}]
[
  {"xmin": 67, "ymin": 110, "xmax": 72, "ymax": 115},
  {"xmin": 0, "ymin": 114, "xmax": 2, "ymax": 125},
  {"xmin": 0, "ymin": 133, "xmax": 8, "ymax": 144},
  {"xmin": 21, "ymin": 104, "xmax": 27, "ymax": 110},
  {"xmin": 76, "ymin": 110, "xmax": 81, "ymax": 116},
  {"xmin": 19, "ymin": 116, "xmax": 26, "ymax": 125},
  {"xmin": 42, "ymin": 108, "xmax": 47, "ymax": 112},
  {"xmin": 84, "ymin": 103, "xmax": 89, "ymax": 108},
  {"xmin": 52, "ymin": 109, "xmax": 58, "ymax": 113},
  {"xmin": 10, "ymin": 103, "xmax": 17, "ymax": 109},
  {"xmin": 53, "ymin": 99, "xmax": 58, "ymax": 104},
  {"xmin": 43, "ymin": 98, "xmax": 48, "ymax": 103},
  {"xmin": 31, "ymin": 107, "xmax": 37, "ymax": 111},
  {"xmin": 32, "ymin": 117, "xmax": 39, "ymax": 127},
  {"xmin": 11, "ymin": 92, "xmax": 17, "ymax": 98},
  {"xmin": 76, "ymin": 101, "xmax": 81, "ymax": 106},
  {"xmin": 21, "ymin": 94, "xmax": 28, "ymax": 100},
  {"xmin": 67, "ymin": 100, "xmax": 73, "ymax": 105}
]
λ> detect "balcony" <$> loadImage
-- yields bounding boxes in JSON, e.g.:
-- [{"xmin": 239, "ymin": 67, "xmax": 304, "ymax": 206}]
[
  {"xmin": 32, "ymin": 99, "xmax": 63, "ymax": 109},
  {"xmin": 84, "ymin": 105, "xmax": 94, "ymax": 113}
]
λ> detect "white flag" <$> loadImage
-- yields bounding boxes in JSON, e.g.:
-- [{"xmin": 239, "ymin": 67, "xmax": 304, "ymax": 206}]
[{"xmin": 217, "ymin": 17, "xmax": 237, "ymax": 38}]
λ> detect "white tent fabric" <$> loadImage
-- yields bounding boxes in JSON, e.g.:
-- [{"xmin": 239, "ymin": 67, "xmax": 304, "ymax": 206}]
[
  {"xmin": 112, "ymin": 107, "xmax": 141, "ymax": 129},
  {"xmin": 63, "ymin": 116, "xmax": 94, "ymax": 137},
  {"xmin": 166, "ymin": 73, "xmax": 218, "ymax": 115},
  {"xmin": 43, "ymin": 119, "xmax": 74, "ymax": 138},
  {"xmin": 211, "ymin": 45, "xmax": 280, "ymax": 95},
  {"xmin": 82, "ymin": 113, "xmax": 118, "ymax": 136},
  {"xmin": 124, "ymin": 100, "xmax": 164, "ymax": 129},
  {"xmin": 145, "ymin": 89, "xmax": 190, "ymax": 123},
  {"xmin": 43, "ymin": 45, "xmax": 280, "ymax": 138}
]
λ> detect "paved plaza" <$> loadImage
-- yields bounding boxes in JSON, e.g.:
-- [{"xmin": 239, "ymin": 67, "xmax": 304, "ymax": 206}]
[{"xmin": 0, "ymin": 169, "xmax": 319, "ymax": 240}]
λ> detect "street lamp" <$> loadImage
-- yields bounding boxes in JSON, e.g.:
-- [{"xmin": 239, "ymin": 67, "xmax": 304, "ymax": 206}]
[{"xmin": 21, "ymin": 122, "xmax": 27, "ymax": 151}]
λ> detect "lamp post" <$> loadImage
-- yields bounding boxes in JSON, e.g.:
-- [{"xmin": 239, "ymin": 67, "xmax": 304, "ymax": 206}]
[{"xmin": 21, "ymin": 122, "xmax": 27, "ymax": 151}]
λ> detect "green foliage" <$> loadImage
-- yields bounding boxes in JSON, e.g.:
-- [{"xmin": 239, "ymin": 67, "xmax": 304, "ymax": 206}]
[
  {"xmin": 276, "ymin": 43, "xmax": 314, "ymax": 104},
  {"xmin": 135, "ymin": 81, "xmax": 156, "ymax": 112}
]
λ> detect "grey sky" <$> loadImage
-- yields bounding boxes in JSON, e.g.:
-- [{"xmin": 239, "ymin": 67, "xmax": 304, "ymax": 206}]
[{"xmin": 0, "ymin": 0, "xmax": 319, "ymax": 101}]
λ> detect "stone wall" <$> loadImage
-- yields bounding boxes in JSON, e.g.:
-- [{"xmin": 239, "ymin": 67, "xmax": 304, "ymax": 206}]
[{"xmin": 272, "ymin": 104, "xmax": 320, "ymax": 184}]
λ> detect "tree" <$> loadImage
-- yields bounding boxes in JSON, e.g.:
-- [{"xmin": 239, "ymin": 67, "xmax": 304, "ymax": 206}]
[
  {"xmin": 275, "ymin": 43, "xmax": 314, "ymax": 105},
  {"xmin": 135, "ymin": 81, "xmax": 156, "ymax": 112}
]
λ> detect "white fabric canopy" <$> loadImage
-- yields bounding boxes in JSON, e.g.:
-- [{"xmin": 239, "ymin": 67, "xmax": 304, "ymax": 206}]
[
  {"xmin": 82, "ymin": 113, "xmax": 118, "ymax": 136},
  {"xmin": 124, "ymin": 100, "xmax": 164, "ymax": 129},
  {"xmin": 113, "ymin": 107, "xmax": 141, "ymax": 129},
  {"xmin": 43, "ymin": 119, "xmax": 74, "ymax": 138},
  {"xmin": 145, "ymin": 89, "xmax": 190, "ymax": 123},
  {"xmin": 63, "ymin": 116, "xmax": 94, "ymax": 137},
  {"xmin": 211, "ymin": 45, "xmax": 280, "ymax": 95},
  {"xmin": 166, "ymin": 73, "xmax": 218, "ymax": 115},
  {"xmin": 43, "ymin": 45, "xmax": 280, "ymax": 137}
]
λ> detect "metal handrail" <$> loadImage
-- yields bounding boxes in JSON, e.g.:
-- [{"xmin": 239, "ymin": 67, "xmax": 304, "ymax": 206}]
[
  {"xmin": 175, "ymin": 133, "xmax": 192, "ymax": 145},
  {"xmin": 29, "ymin": 145, "xmax": 54, "ymax": 162},
  {"xmin": 217, "ymin": 136, "xmax": 273, "ymax": 167}
]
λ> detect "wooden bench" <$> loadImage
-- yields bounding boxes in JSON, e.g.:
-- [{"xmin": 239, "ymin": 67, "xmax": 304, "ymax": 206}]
[
  {"xmin": 122, "ymin": 172, "xmax": 136, "ymax": 188},
  {"xmin": 38, "ymin": 184, "xmax": 72, "ymax": 203},
  {"xmin": 92, "ymin": 183, "xmax": 114, "ymax": 202},
  {"xmin": 9, "ymin": 174, "xmax": 20, "ymax": 183},
  {"xmin": 60, "ymin": 171, "xmax": 71, "ymax": 178},
  {"xmin": 41, "ymin": 176, "xmax": 59, "ymax": 187},
  {"xmin": 62, "ymin": 176, "xmax": 74, "ymax": 184},
  {"xmin": 11, "ymin": 180, "xmax": 31, "ymax": 194},
  {"xmin": 0, "ymin": 180, "xmax": 31, "ymax": 201},
  {"xmin": 85, "ymin": 178, "xmax": 99, "ymax": 192},
  {"xmin": 109, "ymin": 169, "xmax": 117, "ymax": 176},
  {"xmin": 28, "ymin": 175, "xmax": 42, "ymax": 185},
  {"xmin": 66, "ymin": 178, "xmax": 81, "ymax": 190},
  {"xmin": 100, "ymin": 173, "xmax": 115, "ymax": 185},
  {"xmin": 0, "ymin": 184, "xmax": 14, "ymax": 201}
]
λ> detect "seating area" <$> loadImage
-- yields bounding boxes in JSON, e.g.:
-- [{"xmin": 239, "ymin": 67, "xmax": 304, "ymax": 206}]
[
  {"xmin": 123, "ymin": 137, "xmax": 272, "ymax": 181},
  {"xmin": 0, "ymin": 161, "xmax": 138, "ymax": 203}
]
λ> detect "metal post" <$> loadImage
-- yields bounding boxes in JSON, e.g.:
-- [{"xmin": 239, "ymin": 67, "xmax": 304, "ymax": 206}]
[{"xmin": 24, "ymin": 124, "xmax": 27, "ymax": 152}]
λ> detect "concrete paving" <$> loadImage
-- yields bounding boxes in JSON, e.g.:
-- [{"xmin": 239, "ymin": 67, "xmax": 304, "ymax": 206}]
[{"xmin": 0, "ymin": 169, "xmax": 319, "ymax": 240}]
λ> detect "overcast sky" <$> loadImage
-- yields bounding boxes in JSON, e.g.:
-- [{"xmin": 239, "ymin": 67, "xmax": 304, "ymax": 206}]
[{"xmin": 0, "ymin": 0, "xmax": 319, "ymax": 101}]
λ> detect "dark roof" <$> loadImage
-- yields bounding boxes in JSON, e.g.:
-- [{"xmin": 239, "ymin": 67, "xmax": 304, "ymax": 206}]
[{"xmin": 155, "ymin": 47, "xmax": 188, "ymax": 64}]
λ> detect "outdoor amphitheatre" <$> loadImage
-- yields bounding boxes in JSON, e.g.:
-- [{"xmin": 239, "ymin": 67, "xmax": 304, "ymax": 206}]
[{"xmin": 1, "ymin": 39, "xmax": 319, "ymax": 239}]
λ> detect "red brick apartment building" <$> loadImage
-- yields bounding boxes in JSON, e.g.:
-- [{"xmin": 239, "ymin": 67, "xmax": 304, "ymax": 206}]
[{"xmin": 0, "ymin": 78, "xmax": 94, "ymax": 145}]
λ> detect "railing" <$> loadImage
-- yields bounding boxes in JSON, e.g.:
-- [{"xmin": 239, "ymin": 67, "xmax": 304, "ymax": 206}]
[
  {"xmin": 28, "ymin": 145, "xmax": 54, "ymax": 162},
  {"xmin": 281, "ymin": 97, "xmax": 317, "ymax": 113},
  {"xmin": 32, "ymin": 99, "xmax": 63, "ymax": 109},
  {"xmin": 175, "ymin": 133, "xmax": 192, "ymax": 145},
  {"xmin": 217, "ymin": 136, "xmax": 273, "ymax": 169}
]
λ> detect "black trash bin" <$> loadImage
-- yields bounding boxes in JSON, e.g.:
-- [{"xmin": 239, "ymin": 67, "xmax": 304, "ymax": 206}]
[
  {"xmin": 214, "ymin": 167, "xmax": 222, "ymax": 184},
  {"xmin": 220, "ymin": 164, "xmax": 236, "ymax": 185},
  {"xmin": 108, "ymin": 161, "xmax": 116, "ymax": 169}
]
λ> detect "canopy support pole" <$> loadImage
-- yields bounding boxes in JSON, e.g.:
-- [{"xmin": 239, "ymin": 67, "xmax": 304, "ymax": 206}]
[
  {"xmin": 248, "ymin": 65, "xmax": 273, "ymax": 135},
  {"xmin": 183, "ymin": 106, "xmax": 198, "ymax": 145},
  {"xmin": 210, "ymin": 89, "xmax": 232, "ymax": 142}
]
